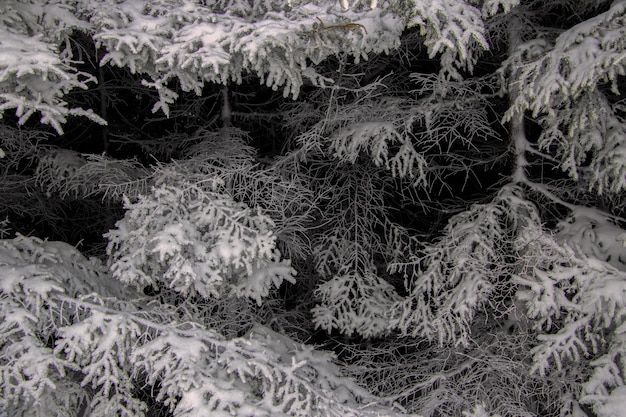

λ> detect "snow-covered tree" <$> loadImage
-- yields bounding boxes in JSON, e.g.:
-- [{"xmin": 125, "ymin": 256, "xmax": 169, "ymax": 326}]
[{"xmin": 1, "ymin": 1, "xmax": 626, "ymax": 417}]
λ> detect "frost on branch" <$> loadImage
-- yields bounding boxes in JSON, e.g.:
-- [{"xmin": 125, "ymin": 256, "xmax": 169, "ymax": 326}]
[
  {"xmin": 299, "ymin": 158, "xmax": 411, "ymax": 338},
  {"xmin": 0, "ymin": 1, "xmax": 104, "ymax": 133},
  {"xmin": 1, "ymin": 0, "xmax": 494, "ymax": 133},
  {"xmin": 0, "ymin": 234, "xmax": 136, "ymax": 417},
  {"xmin": 502, "ymin": 0, "xmax": 626, "ymax": 194},
  {"xmin": 54, "ymin": 309, "xmax": 147, "ymax": 417},
  {"xmin": 313, "ymin": 237, "xmax": 401, "ymax": 338},
  {"xmin": 477, "ymin": 0, "xmax": 520, "ymax": 17},
  {"xmin": 557, "ymin": 207, "xmax": 626, "ymax": 271},
  {"xmin": 105, "ymin": 177, "xmax": 296, "ymax": 304},
  {"xmin": 86, "ymin": 0, "xmax": 491, "ymax": 115},
  {"xmin": 34, "ymin": 149, "xmax": 150, "ymax": 200},
  {"xmin": 389, "ymin": 186, "xmax": 539, "ymax": 346},
  {"xmin": 399, "ymin": 0, "xmax": 489, "ymax": 79},
  {"xmin": 512, "ymin": 207, "xmax": 626, "ymax": 416},
  {"xmin": 88, "ymin": 0, "xmax": 403, "ymax": 110},
  {"xmin": 326, "ymin": 96, "xmax": 428, "ymax": 187},
  {"xmin": 1, "ymin": 235, "xmax": 416, "ymax": 417},
  {"xmin": 133, "ymin": 323, "xmax": 415, "ymax": 417},
  {"xmin": 536, "ymin": 91, "xmax": 626, "ymax": 195}
]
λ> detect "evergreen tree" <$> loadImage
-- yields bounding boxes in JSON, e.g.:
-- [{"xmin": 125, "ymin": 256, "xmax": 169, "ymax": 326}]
[{"xmin": 1, "ymin": 1, "xmax": 625, "ymax": 417}]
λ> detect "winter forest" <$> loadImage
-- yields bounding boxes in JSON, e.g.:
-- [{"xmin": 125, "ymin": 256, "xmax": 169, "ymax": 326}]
[{"xmin": 1, "ymin": 0, "xmax": 626, "ymax": 416}]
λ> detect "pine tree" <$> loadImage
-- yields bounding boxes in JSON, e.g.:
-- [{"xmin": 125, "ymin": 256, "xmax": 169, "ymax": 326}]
[{"xmin": 1, "ymin": 1, "xmax": 626, "ymax": 417}]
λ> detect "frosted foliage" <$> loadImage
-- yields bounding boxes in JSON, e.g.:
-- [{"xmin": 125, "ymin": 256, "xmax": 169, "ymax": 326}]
[
  {"xmin": 536, "ymin": 91, "xmax": 626, "ymax": 194},
  {"xmin": 0, "ymin": 235, "xmax": 136, "ymax": 417},
  {"xmin": 402, "ymin": 0, "xmax": 488, "ymax": 79},
  {"xmin": 592, "ymin": 386, "xmax": 626, "ymax": 417},
  {"xmin": 312, "ymin": 237, "xmax": 403, "ymax": 337},
  {"xmin": 386, "ymin": 184, "xmax": 626, "ymax": 414},
  {"xmin": 312, "ymin": 237, "xmax": 401, "ymax": 337},
  {"xmin": 34, "ymin": 149, "xmax": 150, "ymax": 200},
  {"xmin": 300, "ymin": 74, "xmax": 498, "ymax": 191},
  {"xmin": 305, "ymin": 162, "xmax": 412, "ymax": 338},
  {"xmin": 55, "ymin": 311, "xmax": 147, "ymax": 417},
  {"xmin": 476, "ymin": 0, "xmax": 520, "ymax": 17},
  {"xmin": 350, "ymin": 0, "xmax": 490, "ymax": 77},
  {"xmin": 512, "ymin": 220, "xmax": 626, "ymax": 416},
  {"xmin": 505, "ymin": 1, "xmax": 626, "ymax": 115},
  {"xmin": 0, "ymin": 1, "xmax": 104, "ymax": 133},
  {"xmin": 132, "ymin": 323, "xmax": 416, "ymax": 417},
  {"xmin": 1, "ymin": 236, "xmax": 413, "ymax": 417},
  {"xmin": 88, "ymin": 0, "xmax": 404, "ymax": 111},
  {"xmin": 182, "ymin": 132, "xmax": 317, "ymax": 262},
  {"xmin": 1, "ymin": 0, "xmax": 490, "ymax": 130},
  {"xmin": 503, "ymin": 1, "xmax": 626, "ymax": 194},
  {"xmin": 327, "ymin": 96, "xmax": 428, "ymax": 187},
  {"xmin": 462, "ymin": 403, "xmax": 501, "ymax": 417},
  {"xmin": 105, "ymin": 179, "xmax": 296, "ymax": 304},
  {"xmin": 557, "ymin": 207, "xmax": 626, "ymax": 271},
  {"xmin": 389, "ymin": 186, "xmax": 537, "ymax": 346},
  {"xmin": 84, "ymin": 0, "xmax": 489, "ymax": 114}
]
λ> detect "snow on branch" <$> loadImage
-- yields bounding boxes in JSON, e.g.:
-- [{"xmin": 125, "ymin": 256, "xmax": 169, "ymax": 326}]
[
  {"xmin": 401, "ymin": 0, "xmax": 489, "ymax": 79},
  {"xmin": 86, "ymin": 0, "xmax": 490, "ymax": 116},
  {"xmin": 105, "ymin": 176, "xmax": 296, "ymax": 304},
  {"xmin": 132, "ymin": 323, "xmax": 403, "ymax": 417},
  {"xmin": 0, "ymin": 24, "xmax": 104, "ymax": 133},
  {"xmin": 327, "ymin": 96, "xmax": 428, "ymax": 187},
  {"xmin": 478, "ymin": 0, "xmax": 520, "ymax": 17},
  {"xmin": 1, "ymin": 0, "xmax": 493, "ymax": 133},
  {"xmin": 504, "ymin": 1, "xmax": 626, "ymax": 117},
  {"xmin": 556, "ymin": 206, "xmax": 626, "ymax": 271},
  {"xmin": 305, "ymin": 160, "xmax": 412, "ymax": 338},
  {"xmin": 88, "ymin": 0, "xmax": 402, "ymax": 108},
  {"xmin": 502, "ymin": 0, "xmax": 626, "ymax": 194},
  {"xmin": 1, "ymin": 234, "xmax": 417, "ymax": 417},
  {"xmin": 0, "ymin": 234, "xmax": 136, "ymax": 416},
  {"xmin": 512, "ymin": 210, "xmax": 626, "ymax": 416},
  {"xmin": 312, "ymin": 238, "xmax": 401, "ymax": 337},
  {"xmin": 389, "ymin": 186, "xmax": 540, "ymax": 346},
  {"xmin": 35, "ymin": 149, "xmax": 151, "ymax": 200},
  {"xmin": 535, "ymin": 91, "xmax": 626, "ymax": 194}
]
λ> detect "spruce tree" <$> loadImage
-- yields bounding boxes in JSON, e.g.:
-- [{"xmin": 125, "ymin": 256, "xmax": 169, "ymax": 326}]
[{"xmin": 1, "ymin": 1, "xmax": 625, "ymax": 417}]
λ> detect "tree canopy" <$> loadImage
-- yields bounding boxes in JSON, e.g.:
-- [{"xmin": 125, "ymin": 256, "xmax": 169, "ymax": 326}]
[{"xmin": 1, "ymin": 1, "xmax": 626, "ymax": 417}]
